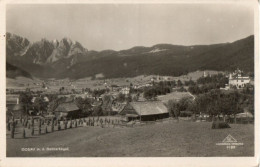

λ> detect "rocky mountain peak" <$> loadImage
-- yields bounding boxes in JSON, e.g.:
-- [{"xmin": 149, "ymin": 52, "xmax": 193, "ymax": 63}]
[{"xmin": 6, "ymin": 32, "xmax": 89, "ymax": 65}]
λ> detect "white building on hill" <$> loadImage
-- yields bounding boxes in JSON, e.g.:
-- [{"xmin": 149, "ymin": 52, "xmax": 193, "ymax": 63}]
[
  {"xmin": 121, "ymin": 87, "xmax": 130, "ymax": 95},
  {"xmin": 229, "ymin": 68, "xmax": 250, "ymax": 89}
]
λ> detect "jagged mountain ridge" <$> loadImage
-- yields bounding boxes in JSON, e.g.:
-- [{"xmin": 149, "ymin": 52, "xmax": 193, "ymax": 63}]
[
  {"xmin": 6, "ymin": 32, "xmax": 254, "ymax": 79},
  {"xmin": 6, "ymin": 32, "xmax": 88, "ymax": 66}
]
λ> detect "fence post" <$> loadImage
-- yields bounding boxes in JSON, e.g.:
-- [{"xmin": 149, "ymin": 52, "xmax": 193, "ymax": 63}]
[
  {"xmin": 51, "ymin": 119, "xmax": 54, "ymax": 132},
  {"xmin": 11, "ymin": 122, "xmax": 15, "ymax": 138},
  {"xmin": 7, "ymin": 122, "xmax": 10, "ymax": 131},
  {"xmin": 64, "ymin": 120, "xmax": 67, "ymax": 130},
  {"xmin": 25, "ymin": 120, "xmax": 28, "ymax": 128},
  {"xmin": 39, "ymin": 119, "xmax": 41, "ymax": 135},
  {"xmin": 69, "ymin": 119, "xmax": 72, "ymax": 128},
  {"xmin": 31, "ymin": 127, "xmax": 34, "ymax": 136},
  {"xmin": 23, "ymin": 128, "xmax": 26, "ymax": 138},
  {"xmin": 58, "ymin": 122, "xmax": 61, "ymax": 131},
  {"xmin": 32, "ymin": 118, "xmax": 34, "ymax": 127}
]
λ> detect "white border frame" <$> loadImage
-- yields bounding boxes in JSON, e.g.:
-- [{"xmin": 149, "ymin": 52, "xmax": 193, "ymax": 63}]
[{"xmin": 0, "ymin": 0, "xmax": 259, "ymax": 167}]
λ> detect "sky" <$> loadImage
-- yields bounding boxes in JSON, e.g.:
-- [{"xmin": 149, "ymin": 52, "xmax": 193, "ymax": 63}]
[{"xmin": 6, "ymin": 3, "xmax": 254, "ymax": 51}]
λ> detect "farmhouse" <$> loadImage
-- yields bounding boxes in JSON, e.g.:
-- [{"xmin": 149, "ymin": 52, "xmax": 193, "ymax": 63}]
[
  {"xmin": 229, "ymin": 68, "xmax": 250, "ymax": 89},
  {"xmin": 54, "ymin": 102, "xmax": 80, "ymax": 119},
  {"xmin": 120, "ymin": 101, "xmax": 169, "ymax": 121}
]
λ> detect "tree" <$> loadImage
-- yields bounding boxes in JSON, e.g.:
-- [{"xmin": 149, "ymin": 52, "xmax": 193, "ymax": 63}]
[
  {"xmin": 143, "ymin": 88, "xmax": 156, "ymax": 100},
  {"xmin": 178, "ymin": 97, "xmax": 193, "ymax": 111},
  {"xmin": 75, "ymin": 97, "xmax": 92, "ymax": 117},
  {"xmin": 167, "ymin": 100, "xmax": 180, "ymax": 118},
  {"xmin": 33, "ymin": 97, "xmax": 47, "ymax": 114},
  {"xmin": 132, "ymin": 94, "xmax": 139, "ymax": 102},
  {"xmin": 117, "ymin": 93, "xmax": 125, "ymax": 102},
  {"xmin": 19, "ymin": 92, "xmax": 33, "ymax": 115},
  {"xmin": 71, "ymin": 89, "xmax": 76, "ymax": 94},
  {"xmin": 46, "ymin": 94, "xmax": 58, "ymax": 102},
  {"xmin": 92, "ymin": 106, "xmax": 103, "ymax": 116},
  {"xmin": 103, "ymin": 95, "xmax": 111, "ymax": 104},
  {"xmin": 177, "ymin": 80, "xmax": 183, "ymax": 87},
  {"xmin": 48, "ymin": 98, "xmax": 60, "ymax": 113},
  {"xmin": 126, "ymin": 95, "xmax": 132, "ymax": 103}
]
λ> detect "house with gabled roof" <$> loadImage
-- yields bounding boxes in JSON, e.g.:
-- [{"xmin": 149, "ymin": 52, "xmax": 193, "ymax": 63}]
[
  {"xmin": 54, "ymin": 102, "xmax": 80, "ymax": 119},
  {"xmin": 119, "ymin": 101, "xmax": 169, "ymax": 121}
]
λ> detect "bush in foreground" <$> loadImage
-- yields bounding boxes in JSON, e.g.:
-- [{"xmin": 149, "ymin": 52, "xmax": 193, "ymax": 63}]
[{"xmin": 212, "ymin": 121, "xmax": 230, "ymax": 129}]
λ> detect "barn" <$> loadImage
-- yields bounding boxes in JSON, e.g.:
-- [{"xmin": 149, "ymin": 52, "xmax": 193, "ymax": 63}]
[
  {"xmin": 120, "ymin": 101, "xmax": 169, "ymax": 121},
  {"xmin": 54, "ymin": 102, "xmax": 80, "ymax": 119}
]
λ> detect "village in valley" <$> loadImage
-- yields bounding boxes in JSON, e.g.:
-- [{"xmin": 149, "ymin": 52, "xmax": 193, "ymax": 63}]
[{"xmin": 6, "ymin": 68, "xmax": 254, "ymax": 157}]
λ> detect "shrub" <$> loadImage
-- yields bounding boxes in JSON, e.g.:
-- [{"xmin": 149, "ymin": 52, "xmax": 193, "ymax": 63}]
[{"xmin": 212, "ymin": 121, "xmax": 230, "ymax": 129}]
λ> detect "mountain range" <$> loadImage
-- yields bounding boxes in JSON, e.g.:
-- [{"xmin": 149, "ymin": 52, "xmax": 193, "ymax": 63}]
[{"xmin": 6, "ymin": 32, "xmax": 254, "ymax": 79}]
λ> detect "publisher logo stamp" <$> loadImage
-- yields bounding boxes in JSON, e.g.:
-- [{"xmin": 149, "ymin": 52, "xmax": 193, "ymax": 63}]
[{"xmin": 216, "ymin": 134, "xmax": 244, "ymax": 150}]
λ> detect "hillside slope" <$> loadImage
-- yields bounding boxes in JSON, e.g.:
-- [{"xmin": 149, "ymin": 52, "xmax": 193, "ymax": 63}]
[{"xmin": 6, "ymin": 62, "xmax": 32, "ymax": 79}]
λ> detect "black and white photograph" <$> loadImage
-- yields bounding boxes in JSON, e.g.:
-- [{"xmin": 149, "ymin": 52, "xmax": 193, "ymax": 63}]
[{"xmin": 0, "ymin": 0, "xmax": 259, "ymax": 166}]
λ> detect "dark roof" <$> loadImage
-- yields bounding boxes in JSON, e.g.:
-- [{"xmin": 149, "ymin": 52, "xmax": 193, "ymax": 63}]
[
  {"xmin": 128, "ymin": 101, "xmax": 168, "ymax": 116},
  {"xmin": 54, "ymin": 102, "xmax": 79, "ymax": 112}
]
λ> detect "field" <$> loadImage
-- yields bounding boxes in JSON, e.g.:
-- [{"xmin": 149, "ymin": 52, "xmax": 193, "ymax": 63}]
[
  {"xmin": 157, "ymin": 91, "xmax": 195, "ymax": 103},
  {"xmin": 7, "ymin": 120, "xmax": 254, "ymax": 157}
]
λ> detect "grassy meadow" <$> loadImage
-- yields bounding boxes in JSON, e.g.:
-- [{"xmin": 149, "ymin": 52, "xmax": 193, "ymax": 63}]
[{"xmin": 7, "ymin": 120, "xmax": 254, "ymax": 157}]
